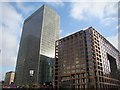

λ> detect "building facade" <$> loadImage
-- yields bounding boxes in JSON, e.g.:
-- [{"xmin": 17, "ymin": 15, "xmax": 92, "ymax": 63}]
[
  {"xmin": 54, "ymin": 27, "xmax": 120, "ymax": 88},
  {"xmin": 4, "ymin": 71, "xmax": 15, "ymax": 85},
  {"xmin": 40, "ymin": 55, "xmax": 54, "ymax": 84},
  {"xmin": 15, "ymin": 5, "xmax": 60, "ymax": 86}
]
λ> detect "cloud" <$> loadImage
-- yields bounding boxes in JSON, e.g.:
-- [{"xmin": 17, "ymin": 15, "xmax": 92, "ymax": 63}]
[
  {"xmin": 116, "ymin": 24, "xmax": 120, "ymax": 29},
  {"xmin": 1, "ymin": 2, "xmax": 45, "ymax": 80},
  {"xmin": 0, "ymin": 71, "xmax": 6, "ymax": 81},
  {"xmin": 60, "ymin": 29, "xmax": 63, "ymax": 33},
  {"xmin": 16, "ymin": 3, "xmax": 41, "ymax": 15},
  {"xmin": 15, "ymin": 2, "xmax": 64, "ymax": 18},
  {"xmin": 104, "ymin": 2, "xmax": 118, "ymax": 17},
  {"xmin": 107, "ymin": 33, "xmax": 119, "ymax": 49},
  {"xmin": 1, "ymin": 0, "xmax": 119, "ymax": 2},
  {"xmin": 100, "ymin": 17, "xmax": 117, "ymax": 26},
  {"xmin": 1, "ymin": 0, "xmax": 63, "ymax": 2},
  {"xmin": 69, "ymin": 1, "xmax": 118, "ymax": 21},
  {"xmin": 1, "ymin": 3, "xmax": 23, "ymax": 80},
  {"xmin": 0, "ymin": 3, "xmax": 2, "ymax": 80},
  {"xmin": 69, "ymin": 0, "xmax": 118, "ymax": 45},
  {"xmin": 46, "ymin": 2, "xmax": 64, "ymax": 7},
  {"xmin": 1, "ymin": 1, "xmax": 64, "ymax": 81}
]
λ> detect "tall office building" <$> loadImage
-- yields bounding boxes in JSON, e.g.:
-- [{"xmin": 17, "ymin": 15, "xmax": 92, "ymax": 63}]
[
  {"xmin": 15, "ymin": 5, "xmax": 60, "ymax": 86},
  {"xmin": 55, "ymin": 27, "xmax": 120, "ymax": 88}
]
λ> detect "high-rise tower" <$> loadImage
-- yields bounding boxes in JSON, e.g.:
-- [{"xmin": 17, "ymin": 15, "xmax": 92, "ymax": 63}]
[{"xmin": 15, "ymin": 5, "xmax": 60, "ymax": 86}]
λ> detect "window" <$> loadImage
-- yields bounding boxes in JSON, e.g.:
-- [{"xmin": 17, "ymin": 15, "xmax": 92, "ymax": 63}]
[
  {"xmin": 89, "ymin": 85, "xmax": 94, "ymax": 88},
  {"xmin": 85, "ymin": 30, "xmax": 90, "ymax": 35},
  {"xmin": 80, "ymin": 55, "xmax": 84, "ymax": 58},
  {"xmin": 67, "ymin": 71, "xmax": 70, "ymax": 73},
  {"xmin": 79, "ymin": 33, "xmax": 83, "ymax": 35},
  {"xmin": 87, "ymin": 42, "xmax": 91, "ymax": 46},
  {"xmin": 81, "ymin": 78, "xmax": 86, "ymax": 83},
  {"xmin": 86, "ymin": 39, "xmax": 91, "ymax": 42},
  {"xmin": 81, "ymin": 73, "xmax": 86, "ymax": 77},
  {"xmin": 81, "ymin": 64, "xmax": 86, "ymax": 67},
  {"xmin": 76, "ymin": 61, "xmax": 79, "ymax": 64},
  {"xmin": 79, "ymin": 52, "xmax": 84, "ymax": 54},
  {"xmin": 86, "ymin": 35, "xmax": 90, "ymax": 39},
  {"xmin": 72, "ymin": 66, "xmax": 75, "ymax": 68},
  {"xmin": 80, "ymin": 37, "xmax": 82, "ymax": 40},
  {"xmin": 88, "ymin": 59, "xmax": 93, "ymax": 62},
  {"xmin": 81, "ymin": 68, "xmax": 86, "ymax": 71},
  {"xmin": 67, "ymin": 67, "xmax": 70, "ymax": 69},
  {"xmin": 79, "ymin": 44, "xmax": 83, "ymax": 47},
  {"xmin": 71, "ymin": 70, "xmax": 75, "ymax": 73},
  {"xmin": 76, "ymin": 69, "xmax": 80, "ymax": 72},
  {"xmin": 79, "ymin": 41, "xmax": 83, "ymax": 43},
  {"xmin": 87, "ymin": 51, "xmax": 92, "ymax": 54},
  {"xmin": 88, "ymin": 63, "xmax": 94, "ymax": 66},
  {"xmin": 88, "ymin": 67, "xmax": 94, "ymax": 71},
  {"xmin": 80, "ymin": 48, "xmax": 84, "ymax": 50},
  {"xmin": 89, "ymin": 72, "xmax": 94, "ymax": 76},
  {"xmin": 63, "ymin": 71, "xmax": 66, "ymax": 74},
  {"xmin": 89, "ymin": 78, "xmax": 94, "ymax": 82},
  {"xmin": 87, "ymin": 46, "xmax": 91, "ymax": 50},
  {"xmin": 88, "ymin": 55, "xmax": 92, "ymax": 58},
  {"xmin": 76, "ymin": 65, "xmax": 80, "ymax": 68},
  {"xmin": 79, "ymin": 60, "xmax": 86, "ymax": 63}
]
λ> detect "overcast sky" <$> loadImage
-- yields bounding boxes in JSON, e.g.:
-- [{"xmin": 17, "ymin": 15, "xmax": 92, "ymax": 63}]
[{"xmin": 0, "ymin": 0, "xmax": 119, "ymax": 81}]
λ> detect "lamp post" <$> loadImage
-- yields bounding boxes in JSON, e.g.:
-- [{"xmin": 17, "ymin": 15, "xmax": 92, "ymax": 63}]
[{"xmin": 29, "ymin": 70, "xmax": 34, "ymax": 88}]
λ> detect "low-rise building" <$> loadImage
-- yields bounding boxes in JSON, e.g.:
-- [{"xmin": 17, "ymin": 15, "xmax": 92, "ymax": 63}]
[{"xmin": 4, "ymin": 71, "xmax": 15, "ymax": 85}]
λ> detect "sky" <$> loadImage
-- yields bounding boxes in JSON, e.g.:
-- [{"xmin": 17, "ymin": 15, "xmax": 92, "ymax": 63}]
[{"xmin": 0, "ymin": 0, "xmax": 119, "ymax": 81}]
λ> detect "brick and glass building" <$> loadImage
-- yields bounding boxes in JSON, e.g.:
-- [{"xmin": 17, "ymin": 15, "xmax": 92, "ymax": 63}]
[
  {"xmin": 54, "ymin": 27, "xmax": 120, "ymax": 88},
  {"xmin": 15, "ymin": 5, "xmax": 60, "ymax": 86}
]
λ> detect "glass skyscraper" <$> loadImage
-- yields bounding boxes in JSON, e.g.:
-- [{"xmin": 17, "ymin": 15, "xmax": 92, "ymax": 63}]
[{"xmin": 14, "ymin": 5, "xmax": 60, "ymax": 86}]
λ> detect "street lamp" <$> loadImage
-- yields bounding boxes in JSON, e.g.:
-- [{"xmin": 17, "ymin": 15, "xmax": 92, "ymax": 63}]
[
  {"xmin": 29, "ymin": 70, "xmax": 34, "ymax": 76},
  {"xmin": 29, "ymin": 70, "xmax": 34, "ymax": 88}
]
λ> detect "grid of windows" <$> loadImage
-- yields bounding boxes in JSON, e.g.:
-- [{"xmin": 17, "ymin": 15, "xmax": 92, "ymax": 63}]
[{"xmin": 55, "ymin": 27, "xmax": 120, "ymax": 88}]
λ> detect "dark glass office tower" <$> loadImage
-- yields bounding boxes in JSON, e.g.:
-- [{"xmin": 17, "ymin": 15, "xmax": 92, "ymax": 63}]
[
  {"xmin": 15, "ymin": 5, "xmax": 60, "ymax": 86},
  {"xmin": 55, "ymin": 27, "xmax": 120, "ymax": 88}
]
